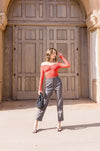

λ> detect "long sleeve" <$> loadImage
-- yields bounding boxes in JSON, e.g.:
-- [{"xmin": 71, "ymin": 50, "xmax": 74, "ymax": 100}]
[
  {"xmin": 59, "ymin": 55, "xmax": 71, "ymax": 68},
  {"xmin": 38, "ymin": 65, "xmax": 44, "ymax": 91}
]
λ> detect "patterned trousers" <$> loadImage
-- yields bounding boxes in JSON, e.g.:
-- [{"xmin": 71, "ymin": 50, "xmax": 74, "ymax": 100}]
[{"xmin": 35, "ymin": 76, "xmax": 64, "ymax": 121}]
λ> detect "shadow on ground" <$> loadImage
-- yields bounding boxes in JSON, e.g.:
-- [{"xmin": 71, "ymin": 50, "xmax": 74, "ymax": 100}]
[
  {"xmin": 34, "ymin": 122, "xmax": 100, "ymax": 133},
  {"xmin": 0, "ymin": 98, "xmax": 98, "ymax": 111}
]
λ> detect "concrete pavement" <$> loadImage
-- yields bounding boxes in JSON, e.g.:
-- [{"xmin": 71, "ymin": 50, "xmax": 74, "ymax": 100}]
[{"xmin": 0, "ymin": 98, "xmax": 100, "ymax": 151}]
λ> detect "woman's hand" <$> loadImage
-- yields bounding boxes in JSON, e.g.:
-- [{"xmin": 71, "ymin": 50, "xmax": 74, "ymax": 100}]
[
  {"xmin": 38, "ymin": 90, "xmax": 43, "ymax": 95},
  {"xmin": 57, "ymin": 52, "xmax": 63, "ymax": 57}
]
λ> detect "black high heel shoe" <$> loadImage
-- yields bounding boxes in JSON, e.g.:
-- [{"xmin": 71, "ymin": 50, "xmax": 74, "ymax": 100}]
[{"xmin": 57, "ymin": 127, "xmax": 62, "ymax": 132}]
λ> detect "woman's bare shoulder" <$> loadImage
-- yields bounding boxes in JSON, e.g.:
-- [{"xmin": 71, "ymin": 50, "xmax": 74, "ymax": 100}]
[
  {"xmin": 41, "ymin": 61, "xmax": 47, "ymax": 66},
  {"xmin": 41, "ymin": 61, "xmax": 58, "ymax": 66}
]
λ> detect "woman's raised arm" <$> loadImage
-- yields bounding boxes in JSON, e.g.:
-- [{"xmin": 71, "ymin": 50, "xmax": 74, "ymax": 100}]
[{"xmin": 58, "ymin": 53, "xmax": 71, "ymax": 68}]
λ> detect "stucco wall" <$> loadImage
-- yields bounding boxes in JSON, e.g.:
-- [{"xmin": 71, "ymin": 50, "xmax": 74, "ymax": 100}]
[
  {"xmin": 0, "ymin": 30, "xmax": 3, "ymax": 103},
  {"xmin": 89, "ymin": 30, "xmax": 97, "ymax": 99}
]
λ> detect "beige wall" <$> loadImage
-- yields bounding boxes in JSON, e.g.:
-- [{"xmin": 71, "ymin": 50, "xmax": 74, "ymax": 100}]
[
  {"xmin": 0, "ymin": 30, "xmax": 3, "ymax": 103},
  {"xmin": 91, "ymin": 29, "xmax": 100, "ymax": 103},
  {"xmin": 88, "ymin": 28, "xmax": 100, "ymax": 103},
  {"xmin": 89, "ymin": 30, "xmax": 97, "ymax": 99}
]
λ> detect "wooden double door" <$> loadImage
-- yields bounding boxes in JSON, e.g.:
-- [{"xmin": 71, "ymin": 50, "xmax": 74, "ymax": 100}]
[{"xmin": 13, "ymin": 25, "xmax": 79, "ymax": 100}]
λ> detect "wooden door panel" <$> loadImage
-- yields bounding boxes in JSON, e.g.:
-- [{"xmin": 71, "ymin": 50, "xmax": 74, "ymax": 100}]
[
  {"xmin": 23, "ymin": 43, "xmax": 36, "ymax": 73},
  {"xmin": 13, "ymin": 26, "xmax": 46, "ymax": 99},
  {"xmin": 13, "ymin": 26, "xmax": 79, "ymax": 100},
  {"xmin": 47, "ymin": 26, "xmax": 79, "ymax": 99}
]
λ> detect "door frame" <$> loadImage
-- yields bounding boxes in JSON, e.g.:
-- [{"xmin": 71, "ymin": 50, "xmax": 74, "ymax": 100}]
[{"xmin": 12, "ymin": 25, "xmax": 81, "ymax": 100}]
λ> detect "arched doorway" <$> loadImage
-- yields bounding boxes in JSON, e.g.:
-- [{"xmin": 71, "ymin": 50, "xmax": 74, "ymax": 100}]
[{"xmin": 3, "ymin": 0, "xmax": 88, "ymax": 100}]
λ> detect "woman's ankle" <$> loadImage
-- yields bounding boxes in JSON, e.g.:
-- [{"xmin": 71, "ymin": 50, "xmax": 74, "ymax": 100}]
[
  {"xmin": 57, "ymin": 121, "xmax": 61, "ymax": 128},
  {"xmin": 34, "ymin": 120, "xmax": 38, "ymax": 130}
]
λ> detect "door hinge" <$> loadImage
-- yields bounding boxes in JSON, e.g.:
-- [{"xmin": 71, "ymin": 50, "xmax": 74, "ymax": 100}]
[
  {"xmin": 13, "ymin": 73, "xmax": 16, "ymax": 77},
  {"xmin": 14, "ymin": 48, "xmax": 16, "ymax": 51},
  {"xmin": 77, "ymin": 73, "xmax": 79, "ymax": 76},
  {"xmin": 76, "ymin": 48, "xmax": 78, "ymax": 51}
]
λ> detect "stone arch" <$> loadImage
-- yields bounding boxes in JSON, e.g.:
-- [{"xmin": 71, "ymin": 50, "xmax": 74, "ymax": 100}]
[
  {"xmin": 1, "ymin": 0, "xmax": 95, "ymax": 17},
  {"xmin": 2, "ymin": 0, "xmax": 89, "ymax": 100}
]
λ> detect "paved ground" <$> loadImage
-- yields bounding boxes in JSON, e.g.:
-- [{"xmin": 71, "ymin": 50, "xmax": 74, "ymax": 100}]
[{"xmin": 0, "ymin": 98, "xmax": 100, "ymax": 151}]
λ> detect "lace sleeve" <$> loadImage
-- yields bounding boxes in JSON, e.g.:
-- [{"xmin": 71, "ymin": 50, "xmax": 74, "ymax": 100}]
[{"xmin": 38, "ymin": 65, "xmax": 44, "ymax": 91}]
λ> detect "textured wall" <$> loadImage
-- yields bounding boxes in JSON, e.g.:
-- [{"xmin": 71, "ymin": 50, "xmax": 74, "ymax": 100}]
[{"xmin": 0, "ymin": 31, "xmax": 3, "ymax": 103}]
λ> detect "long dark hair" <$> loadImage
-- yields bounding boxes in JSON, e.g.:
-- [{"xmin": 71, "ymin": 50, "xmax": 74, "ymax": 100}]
[{"xmin": 46, "ymin": 48, "xmax": 58, "ymax": 62}]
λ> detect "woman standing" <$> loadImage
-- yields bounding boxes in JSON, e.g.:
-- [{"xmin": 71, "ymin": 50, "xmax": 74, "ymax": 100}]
[{"xmin": 33, "ymin": 48, "xmax": 71, "ymax": 133}]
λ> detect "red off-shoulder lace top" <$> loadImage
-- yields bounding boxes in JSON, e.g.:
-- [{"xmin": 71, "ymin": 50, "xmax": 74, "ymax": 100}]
[{"xmin": 39, "ymin": 55, "xmax": 71, "ymax": 91}]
